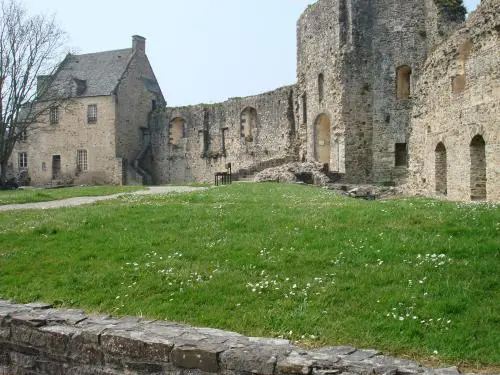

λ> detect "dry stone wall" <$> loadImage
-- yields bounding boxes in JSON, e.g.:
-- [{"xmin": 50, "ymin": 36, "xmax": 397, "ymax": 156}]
[{"xmin": 0, "ymin": 299, "xmax": 473, "ymax": 375}]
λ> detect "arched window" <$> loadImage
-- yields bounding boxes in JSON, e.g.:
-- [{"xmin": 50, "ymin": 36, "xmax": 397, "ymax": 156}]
[
  {"xmin": 240, "ymin": 107, "xmax": 258, "ymax": 142},
  {"xmin": 396, "ymin": 65, "xmax": 412, "ymax": 99},
  {"xmin": 318, "ymin": 73, "xmax": 324, "ymax": 103},
  {"xmin": 470, "ymin": 135, "xmax": 486, "ymax": 200},
  {"xmin": 169, "ymin": 117, "xmax": 186, "ymax": 146},
  {"xmin": 435, "ymin": 142, "xmax": 447, "ymax": 195}
]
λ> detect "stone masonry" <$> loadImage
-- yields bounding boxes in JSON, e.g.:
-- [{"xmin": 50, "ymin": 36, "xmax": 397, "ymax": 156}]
[
  {"xmin": 10, "ymin": 0, "xmax": 499, "ymax": 202},
  {"xmin": 0, "ymin": 300, "xmax": 482, "ymax": 375},
  {"xmin": 154, "ymin": 0, "xmax": 498, "ymax": 202}
]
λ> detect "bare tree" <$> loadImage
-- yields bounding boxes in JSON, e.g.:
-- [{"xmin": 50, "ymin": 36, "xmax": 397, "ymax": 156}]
[{"xmin": 0, "ymin": 0, "xmax": 65, "ymax": 185}]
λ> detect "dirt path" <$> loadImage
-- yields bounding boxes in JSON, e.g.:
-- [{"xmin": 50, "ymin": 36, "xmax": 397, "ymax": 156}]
[{"xmin": 0, "ymin": 186, "xmax": 207, "ymax": 212}]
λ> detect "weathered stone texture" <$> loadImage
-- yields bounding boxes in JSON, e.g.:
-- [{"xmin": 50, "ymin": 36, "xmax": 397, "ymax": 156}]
[
  {"xmin": 406, "ymin": 0, "xmax": 500, "ymax": 201},
  {"xmin": 1, "ymin": 299, "xmax": 481, "ymax": 375},
  {"xmin": 152, "ymin": 86, "xmax": 296, "ymax": 184}
]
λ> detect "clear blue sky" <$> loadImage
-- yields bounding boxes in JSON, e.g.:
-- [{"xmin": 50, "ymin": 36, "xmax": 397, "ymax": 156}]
[{"xmin": 22, "ymin": 0, "xmax": 481, "ymax": 107}]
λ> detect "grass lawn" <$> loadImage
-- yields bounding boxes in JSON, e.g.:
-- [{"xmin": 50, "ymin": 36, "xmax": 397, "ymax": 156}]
[
  {"xmin": 0, "ymin": 183, "xmax": 498, "ymax": 367},
  {"xmin": 0, "ymin": 185, "xmax": 145, "ymax": 205}
]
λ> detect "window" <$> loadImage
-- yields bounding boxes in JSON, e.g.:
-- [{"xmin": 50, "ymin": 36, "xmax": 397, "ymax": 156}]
[
  {"xmin": 42, "ymin": 162, "xmax": 47, "ymax": 172},
  {"xmin": 318, "ymin": 73, "xmax": 324, "ymax": 103},
  {"xmin": 396, "ymin": 65, "xmax": 412, "ymax": 99},
  {"xmin": 395, "ymin": 143, "xmax": 408, "ymax": 167},
  {"xmin": 18, "ymin": 152, "xmax": 28, "ymax": 169},
  {"xmin": 50, "ymin": 106, "xmax": 59, "ymax": 124},
  {"xmin": 77, "ymin": 149, "xmax": 88, "ymax": 171},
  {"xmin": 87, "ymin": 104, "xmax": 97, "ymax": 123},
  {"xmin": 302, "ymin": 93, "xmax": 307, "ymax": 124}
]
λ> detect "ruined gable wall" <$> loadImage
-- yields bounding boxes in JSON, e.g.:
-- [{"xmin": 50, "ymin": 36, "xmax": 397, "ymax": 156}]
[
  {"xmin": 407, "ymin": 0, "xmax": 500, "ymax": 202},
  {"xmin": 11, "ymin": 97, "xmax": 121, "ymax": 186},
  {"xmin": 152, "ymin": 86, "xmax": 296, "ymax": 184}
]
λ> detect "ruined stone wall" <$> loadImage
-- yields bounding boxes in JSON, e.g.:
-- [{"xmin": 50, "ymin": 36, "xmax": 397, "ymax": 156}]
[
  {"xmin": 151, "ymin": 86, "xmax": 296, "ymax": 184},
  {"xmin": 407, "ymin": 0, "xmax": 500, "ymax": 202},
  {"xmin": 11, "ymin": 97, "xmax": 122, "ymax": 186},
  {"xmin": 295, "ymin": 0, "xmax": 464, "ymax": 185},
  {"xmin": 0, "ymin": 299, "xmax": 465, "ymax": 375},
  {"xmin": 115, "ymin": 38, "xmax": 165, "ymax": 184}
]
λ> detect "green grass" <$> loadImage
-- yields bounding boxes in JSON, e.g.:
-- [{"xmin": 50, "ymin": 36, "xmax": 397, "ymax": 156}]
[
  {"xmin": 0, "ymin": 183, "xmax": 498, "ymax": 367},
  {"xmin": 0, "ymin": 185, "xmax": 145, "ymax": 205}
]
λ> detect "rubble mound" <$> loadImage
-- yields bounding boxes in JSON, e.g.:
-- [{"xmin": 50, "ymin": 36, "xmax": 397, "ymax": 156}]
[{"xmin": 253, "ymin": 162, "xmax": 330, "ymax": 186}]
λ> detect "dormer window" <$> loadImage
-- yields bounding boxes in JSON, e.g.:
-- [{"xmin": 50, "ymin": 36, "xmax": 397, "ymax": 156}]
[
  {"xmin": 87, "ymin": 104, "xmax": 97, "ymax": 124},
  {"xmin": 75, "ymin": 79, "xmax": 87, "ymax": 96}
]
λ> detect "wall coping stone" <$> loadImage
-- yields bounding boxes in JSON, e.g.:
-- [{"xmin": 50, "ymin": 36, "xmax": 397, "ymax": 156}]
[{"xmin": 0, "ymin": 299, "xmax": 494, "ymax": 375}]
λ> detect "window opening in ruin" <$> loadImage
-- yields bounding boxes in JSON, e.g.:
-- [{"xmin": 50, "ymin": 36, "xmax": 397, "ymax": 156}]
[
  {"xmin": 395, "ymin": 143, "xmax": 407, "ymax": 167},
  {"xmin": 18, "ymin": 152, "xmax": 28, "ymax": 169},
  {"xmin": 222, "ymin": 127, "xmax": 228, "ymax": 155},
  {"xmin": 87, "ymin": 104, "xmax": 97, "ymax": 124},
  {"xmin": 470, "ymin": 135, "xmax": 486, "ymax": 200},
  {"xmin": 240, "ymin": 107, "xmax": 257, "ymax": 142},
  {"xmin": 396, "ymin": 65, "xmax": 411, "ymax": 100},
  {"xmin": 314, "ymin": 113, "xmax": 331, "ymax": 165},
  {"xmin": 318, "ymin": 73, "xmax": 324, "ymax": 103},
  {"xmin": 41, "ymin": 162, "xmax": 46, "ymax": 172},
  {"xmin": 152, "ymin": 99, "xmax": 157, "ymax": 110},
  {"xmin": 301, "ymin": 93, "xmax": 307, "ymax": 124},
  {"xmin": 77, "ymin": 149, "xmax": 88, "ymax": 172},
  {"xmin": 435, "ymin": 142, "xmax": 447, "ymax": 195},
  {"xmin": 50, "ymin": 106, "xmax": 59, "ymax": 125},
  {"xmin": 52, "ymin": 155, "xmax": 61, "ymax": 180},
  {"xmin": 170, "ymin": 117, "xmax": 186, "ymax": 146}
]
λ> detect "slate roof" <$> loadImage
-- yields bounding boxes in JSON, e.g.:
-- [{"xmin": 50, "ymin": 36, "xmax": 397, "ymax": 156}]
[{"xmin": 47, "ymin": 48, "xmax": 134, "ymax": 98}]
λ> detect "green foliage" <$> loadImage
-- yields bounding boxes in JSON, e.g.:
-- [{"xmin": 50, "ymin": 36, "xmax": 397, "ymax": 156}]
[
  {"xmin": 434, "ymin": 0, "xmax": 467, "ymax": 21},
  {"xmin": 0, "ymin": 183, "xmax": 498, "ymax": 366}
]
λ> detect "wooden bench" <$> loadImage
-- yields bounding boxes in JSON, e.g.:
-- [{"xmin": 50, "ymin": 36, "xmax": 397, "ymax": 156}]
[{"xmin": 215, "ymin": 163, "xmax": 232, "ymax": 186}]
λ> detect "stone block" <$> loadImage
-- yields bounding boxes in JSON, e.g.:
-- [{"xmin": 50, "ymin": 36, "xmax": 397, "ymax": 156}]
[
  {"xmin": 220, "ymin": 344, "xmax": 287, "ymax": 375},
  {"xmin": 171, "ymin": 343, "xmax": 221, "ymax": 373},
  {"xmin": 30, "ymin": 325, "xmax": 80, "ymax": 355},
  {"xmin": 100, "ymin": 329, "xmax": 173, "ymax": 363}
]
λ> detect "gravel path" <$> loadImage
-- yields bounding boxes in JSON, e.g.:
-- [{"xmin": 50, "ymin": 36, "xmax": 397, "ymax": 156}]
[{"xmin": 0, "ymin": 186, "xmax": 207, "ymax": 212}]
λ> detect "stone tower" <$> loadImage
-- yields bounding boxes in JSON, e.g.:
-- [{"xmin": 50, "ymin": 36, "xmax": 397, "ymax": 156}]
[{"xmin": 296, "ymin": 0, "xmax": 464, "ymax": 184}]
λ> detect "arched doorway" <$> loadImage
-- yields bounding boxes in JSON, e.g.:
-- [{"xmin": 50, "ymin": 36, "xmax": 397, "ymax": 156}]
[
  {"xmin": 314, "ymin": 113, "xmax": 331, "ymax": 165},
  {"xmin": 435, "ymin": 142, "xmax": 447, "ymax": 195},
  {"xmin": 470, "ymin": 135, "xmax": 486, "ymax": 200}
]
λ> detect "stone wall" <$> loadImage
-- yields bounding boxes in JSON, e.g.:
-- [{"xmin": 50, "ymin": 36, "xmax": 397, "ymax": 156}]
[
  {"xmin": 406, "ymin": 0, "xmax": 500, "ymax": 201},
  {"xmin": 0, "ymin": 299, "xmax": 467, "ymax": 375},
  {"xmin": 115, "ymin": 36, "xmax": 165, "ymax": 185},
  {"xmin": 11, "ymin": 96, "xmax": 122, "ymax": 186},
  {"xmin": 293, "ymin": 0, "xmax": 463, "ymax": 185},
  {"xmin": 152, "ymin": 86, "xmax": 296, "ymax": 184}
]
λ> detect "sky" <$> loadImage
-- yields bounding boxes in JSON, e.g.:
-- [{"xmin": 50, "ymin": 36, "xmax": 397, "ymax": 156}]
[{"xmin": 22, "ymin": 0, "xmax": 481, "ymax": 107}]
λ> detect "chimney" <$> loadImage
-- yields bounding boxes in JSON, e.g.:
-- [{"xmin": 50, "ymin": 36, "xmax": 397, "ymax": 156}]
[{"xmin": 132, "ymin": 35, "xmax": 146, "ymax": 54}]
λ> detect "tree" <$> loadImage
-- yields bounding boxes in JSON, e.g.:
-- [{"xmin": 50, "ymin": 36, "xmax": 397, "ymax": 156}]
[{"xmin": 0, "ymin": 0, "xmax": 65, "ymax": 185}]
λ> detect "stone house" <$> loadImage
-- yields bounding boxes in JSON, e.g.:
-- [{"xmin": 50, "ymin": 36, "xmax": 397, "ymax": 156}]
[{"xmin": 11, "ymin": 35, "xmax": 164, "ymax": 186}]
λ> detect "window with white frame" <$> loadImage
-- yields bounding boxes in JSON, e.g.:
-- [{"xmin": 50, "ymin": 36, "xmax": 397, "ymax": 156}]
[
  {"xmin": 50, "ymin": 106, "xmax": 59, "ymax": 124},
  {"xmin": 87, "ymin": 104, "xmax": 97, "ymax": 123},
  {"xmin": 77, "ymin": 149, "xmax": 88, "ymax": 171},
  {"xmin": 18, "ymin": 152, "xmax": 28, "ymax": 169}
]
